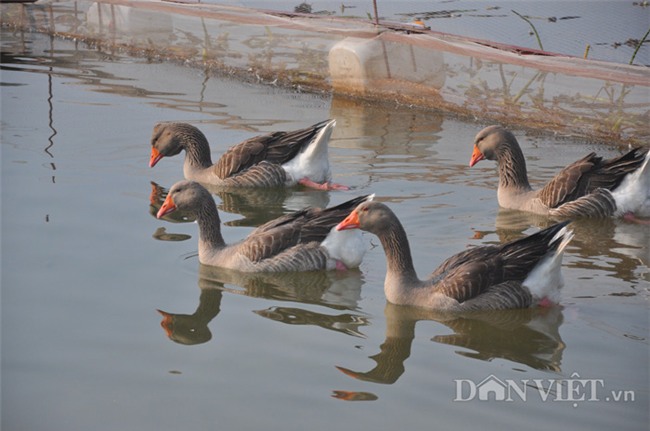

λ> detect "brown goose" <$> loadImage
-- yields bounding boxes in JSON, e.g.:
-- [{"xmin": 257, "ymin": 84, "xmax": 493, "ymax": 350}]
[
  {"xmin": 149, "ymin": 120, "xmax": 347, "ymax": 190},
  {"xmin": 156, "ymin": 180, "xmax": 370, "ymax": 272},
  {"xmin": 469, "ymin": 125, "xmax": 650, "ymax": 221},
  {"xmin": 336, "ymin": 200, "xmax": 573, "ymax": 311}
]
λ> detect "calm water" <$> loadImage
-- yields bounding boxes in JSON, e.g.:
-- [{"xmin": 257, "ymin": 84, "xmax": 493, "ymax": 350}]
[
  {"xmin": 233, "ymin": 0, "xmax": 650, "ymax": 65},
  {"xmin": 1, "ymin": 31, "xmax": 648, "ymax": 431}
]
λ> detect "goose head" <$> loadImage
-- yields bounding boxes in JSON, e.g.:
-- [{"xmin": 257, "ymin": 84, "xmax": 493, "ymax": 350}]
[
  {"xmin": 156, "ymin": 180, "xmax": 212, "ymax": 219},
  {"xmin": 150, "ymin": 122, "xmax": 203, "ymax": 167},
  {"xmin": 469, "ymin": 125, "xmax": 517, "ymax": 167},
  {"xmin": 336, "ymin": 199, "xmax": 393, "ymax": 236}
]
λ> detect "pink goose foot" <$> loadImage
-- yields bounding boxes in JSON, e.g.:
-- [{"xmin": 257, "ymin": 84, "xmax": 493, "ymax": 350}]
[
  {"xmin": 327, "ymin": 182, "xmax": 351, "ymax": 191},
  {"xmin": 622, "ymin": 212, "xmax": 650, "ymax": 225},
  {"xmin": 537, "ymin": 297, "xmax": 555, "ymax": 308},
  {"xmin": 335, "ymin": 260, "xmax": 348, "ymax": 271},
  {"xmin": 298, "ymin": 177, "xmax": 350, "ymax": 191}
]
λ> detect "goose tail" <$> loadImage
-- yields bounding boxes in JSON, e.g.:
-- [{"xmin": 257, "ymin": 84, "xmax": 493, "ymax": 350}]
[
  {"xmin": 612, "ymin": 147, "xmax": 650, "ymax": 218},
  {"xmin": 521, "ymin": 222, "xmax": 574, "ymax": 305},
  {"xmin": 283, "ymin": 119, "xmax": 336, "ymax": 184}
]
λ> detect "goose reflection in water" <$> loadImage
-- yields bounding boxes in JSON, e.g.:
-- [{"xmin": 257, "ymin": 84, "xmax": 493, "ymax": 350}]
[
  {"xmin": 157, "ymin": 264, "xmax": 366, "ymax": 345},
  {"xmin": 158, "ymin": 288, "xmax": 223, "ymax": 345},
  {"xmin": 474, "ymin": 209, "xmax": 650, "ymax": 284},
  {"xmin": 200, "ymin": 264, "xmax": 365, "ymax": 310},
  {"xmin": 254, "ymin": 307, "xmax": 369, "ymax": 338},
  {"xmin": 335, "ymin": 303, "xmax": 565, "ymax": 385},
  {"xmin": 149, "ymin": 180, "xmax": 332, "ymax": 229}
]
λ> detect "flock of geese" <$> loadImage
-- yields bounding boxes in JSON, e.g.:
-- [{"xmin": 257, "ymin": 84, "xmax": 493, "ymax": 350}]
[{"xmin": 150, "ymin": 120, "xmax": 649, "ymax": 312}]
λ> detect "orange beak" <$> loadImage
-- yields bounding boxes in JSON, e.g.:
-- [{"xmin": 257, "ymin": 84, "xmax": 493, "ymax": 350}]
[
  {"xmin": 156, "ymin": 194, "xmax": 177, "ymax": 219},
  {"xmin": 157, "ymin": 309, "xmax": 174, "ymax": 338},
  {"xmin": 149, "ymin": 182, "xmax": 162, "ymax": 205},
  {"xmin": 335, "ymin": 365, "xmax": 364, "ymax": 379},
  {"xmin": 336, "ymin": 210, "xmax": 360, "ymax": 231},
  {"xmin": 149, "ymin": 147, "xmax": 163, "ymax": 168},
  {"xmin": 469, "ymin": 145, "xmax": 485, "ymax": 167}
]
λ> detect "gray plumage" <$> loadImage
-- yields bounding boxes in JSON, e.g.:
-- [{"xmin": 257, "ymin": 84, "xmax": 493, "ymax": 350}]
[
  {"xmin": 156, "ymin": 180, "xmax": 370, "ymax": 272},
  {"xmin": 470, "ymin": 125, "xmax": 649, "ymax": 218},
  {"xmin": 337, "ymin": 200, "xmax": 572, "ymax": 311},
  {"xmin": 150, "ymin": 120, "xmax": 337, "ymax": 188}
]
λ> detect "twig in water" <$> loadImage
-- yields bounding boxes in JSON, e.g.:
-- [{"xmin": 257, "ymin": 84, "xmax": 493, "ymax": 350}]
[
  {"xmin": 372, "ymin": 0, "xmax": 379, "ymax": 25},
  {"xmin": 629, "ymin": 27, "xmax": 650, "ymax": 65},
  {"xmin": 512, "ymin": 9, "xmax": 544, "ymax": 51}
]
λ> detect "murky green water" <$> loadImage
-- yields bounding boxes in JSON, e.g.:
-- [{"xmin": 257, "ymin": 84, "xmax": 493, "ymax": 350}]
[{"xmin": 1, "ymin": 31, "xmax": 648, "ymax": 431}]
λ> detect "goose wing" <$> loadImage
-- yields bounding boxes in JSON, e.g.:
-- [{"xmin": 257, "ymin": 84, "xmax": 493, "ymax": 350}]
[
  {"xmin": 432, "ymin": 221, "xmax": 570, "ymax": 304},
  {"xmin": 238, "ymin": 213, "xmax": 308, "ymax": 263},
  {"xmin": 538, "ymin": 148, "xmax": 648, "ymax": 209},
  {"xmin": 238, "ymin": 194, "xmax": 371, "ymax": 263},
  {"xmin": 537, "ymin": 153, "xmax": 600, "ymax": 209},
  {"xmin": 549, "ymin": 188, "xmax": 616, "ymax": 218},
  {"xmin": 434, "ymin": 250, "xmax": 507, "ymax": 303},
  {"xmin": 214, "ymin": 120, "xmax": 332, "ymax": 180}
]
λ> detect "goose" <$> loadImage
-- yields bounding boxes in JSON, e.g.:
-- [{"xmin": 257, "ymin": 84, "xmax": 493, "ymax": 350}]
[
  {"xmin": 336, "ymin": 200, "xmax": 574, "ymax": 311},
  {"xmin": 156, "ymin": 180, "xmax": 370, "ymax": 272},
  {"xmin": 149, "ymin": 120, "xmax": 348, "ymax": 190},
  {"xmin": 469, "ymin": 125, "xmax": 650, "ymax": 221}
]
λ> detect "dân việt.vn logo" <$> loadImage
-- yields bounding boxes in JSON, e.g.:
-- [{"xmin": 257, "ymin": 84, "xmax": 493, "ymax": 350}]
[{"xmin": 454, "ymin": 372, "xmax": 635, "ymax": 407}]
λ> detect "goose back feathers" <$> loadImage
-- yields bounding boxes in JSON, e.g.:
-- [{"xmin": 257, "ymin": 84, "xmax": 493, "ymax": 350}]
[{"xmin": 156, "ymin": 180, "xmax": 369, "ymax": 272}]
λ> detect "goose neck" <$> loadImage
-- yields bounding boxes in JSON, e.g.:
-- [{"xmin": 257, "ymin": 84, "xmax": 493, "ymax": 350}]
[
  {"xmin": 376, "ymin": 217, "xmax": 420, "ymax": 286},
  {"xmin": 182, "ymin": 132, "xmax": 213, "ymax": 170},
  {"xmin": 497, "ymin": 142, "xmax": 532, "ymax": 191},
  {"xmin": 196, "ymin": 199, "xmax": 226, "ymax": 251}
]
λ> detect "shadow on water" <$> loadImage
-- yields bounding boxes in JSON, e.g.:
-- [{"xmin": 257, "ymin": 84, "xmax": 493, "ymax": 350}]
[
  {"xmin": 156, "ymin": 264, "xmax": 368, "ymax": 345},
  {"xmin": 334, "ymin": 303, "xmax": 565, "ymax": 387}
]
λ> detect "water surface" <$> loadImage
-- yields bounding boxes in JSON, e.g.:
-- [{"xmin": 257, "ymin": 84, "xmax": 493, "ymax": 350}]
[
  {"xmin": 233, "ymin": 0, "xmax": 650, "ymax": 65},
  {"xmin": 1, "ymin": 31, "xmax": 648, "ymax": 431}
]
